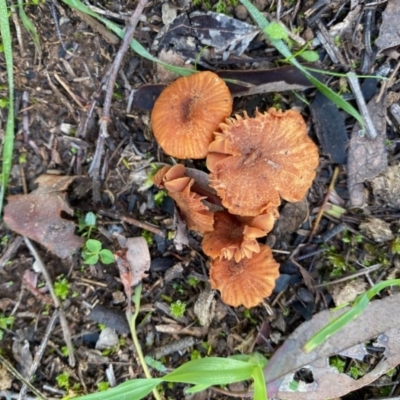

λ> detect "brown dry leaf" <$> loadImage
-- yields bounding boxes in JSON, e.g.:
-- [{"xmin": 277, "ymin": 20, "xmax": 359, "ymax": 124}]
[
  {"xmin": 371, "ymin": 164, "xmax": 400, "ymax": 208},
  {"xmin": 264, "ymin": 293, "xmax": 400, "ymax": 400},
  {"xmin": 194, "ymin": 288, "xmax": 216, "ymax": 327},
  {"xmin": 116, "ymin": 236, "xmax": 150, "ymax": 289},
  {"xmin": 0, "ymin": 364, "xmax": 12, "ymax": 390},
  {"xmin": 271, "ymin": 198, "xmax": 309, "ymax": 244},
  {"xmin": 330, "ymin": 279, "xmax": 368, "ymax": 306},
  {"xmin": 3, "ymin": 174, "xmax": 84, "ymax": 259},
  {"xmin": 156, "ymin": 49, "xmax": 193, "ymax": 83},
  {"xmin": 359, "ymin": 217, "xmax": 394, "ymax": 242},
  {"xmin": 347, "ymin": 95, "xmax": 388, "ymax": 207},
  {"xmin": 375, "ymin": 1, "xmax": 400, "ymax": 53}
]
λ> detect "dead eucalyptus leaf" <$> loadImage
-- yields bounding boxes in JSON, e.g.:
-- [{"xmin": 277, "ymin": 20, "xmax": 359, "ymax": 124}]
[
  {"xmin": 347, "ymin": 95, "xmax": 387, "ymax": 207},
  {"xmin": 264, "ymin": 293, "xmax": 400, "ymax": 399},
  {"xmin": 115, "ymin": 237, "xmax": 150, "ymax": 289},
  {"xmin": 152, "ymin": 11, "xmax": 259, "ymax": 59},
  {"xmin": 3, "ymin": 175, "xmax": 84, "ymax": 259},
  {"xmin": 375, "ymin": 1, "xmax": 400, "ymax": 53}
]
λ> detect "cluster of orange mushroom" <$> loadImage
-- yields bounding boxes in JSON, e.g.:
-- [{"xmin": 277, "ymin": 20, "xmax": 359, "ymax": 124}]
[{"xmin": 151, "ymin": 71, "xmax": 319, "ymax": 308}]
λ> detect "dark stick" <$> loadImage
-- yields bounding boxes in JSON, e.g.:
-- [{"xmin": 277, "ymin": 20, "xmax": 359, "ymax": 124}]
[{"xmin": 88, "ymin": 0, "xmax": 149, "ymax": 203}]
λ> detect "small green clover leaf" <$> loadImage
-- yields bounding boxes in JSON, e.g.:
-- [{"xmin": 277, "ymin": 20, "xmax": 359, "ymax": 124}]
[{"xmin": 82, "ymin": 239, "xmax": 114, "ymax": 265}]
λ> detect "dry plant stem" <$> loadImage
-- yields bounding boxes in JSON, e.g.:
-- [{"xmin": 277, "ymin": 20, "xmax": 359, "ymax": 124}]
[
  {"xmin": 97, "ymin": 208, "xmax": 165, "ymax": 237},
  {"xmin": 9, "ymin": 3, "xmax": 24, "ymax": 56},
  {"xmin": 149, "ymin": 337, "xmax": 196, "ymax": 360},
  {"xmin": 17, "ymin": 310, "xmax": 59, "ymax": 400},
  {"xmin": 50, "ymin": 0, "xmax": 67, "ymax": 52},
  {"xmin": 0, "ymin": 354, "xmax": 47, "ymax": 400},
  {"xmin": 22, "ymin": 91, "xmax": 31, "ymax": 143},
  {"xmin": 23, "ymin": 237, "xmax": 76, "ymax": 367},
  {"xmin": 308, "ymin": 165, "xmax": 340, "ymax": 241},
  {"xmin": 314, "ymin": 263, "xmax": 383, "ymax": 288},
  {"xmin": 376, "ymin": 59, "xmax": 400, "ymax": 103},
  {"xmin": 0, "ymin": 392, "xmax": 43, "ymax": 400},
  {"xmin": 346, "ymin": 72, "xmax": 378, "ymax": 139},
  {"xmin": 88, "ymin": 0, "xmax": 149, "ymax": 203},
  {"xmin": 53, "ymin": 72, "xmax": 86, "ymax": 109}
]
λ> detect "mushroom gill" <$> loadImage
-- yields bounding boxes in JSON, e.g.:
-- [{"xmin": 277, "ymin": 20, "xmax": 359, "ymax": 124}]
[
  {"xmin": 210, "ymin": 244, "xmax": 280, "ymax": 308},
  {"xmin": 207, "ymin": 108, "xmax": 319, "ymax": 216},
  {"xmin": 202, "ymin": 209, "xmax": 278, "ymax": 262}
]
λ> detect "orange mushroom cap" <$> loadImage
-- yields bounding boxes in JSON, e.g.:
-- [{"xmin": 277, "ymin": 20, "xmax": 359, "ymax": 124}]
[
  {"xmin": 207, "ymin": 108, "xmax": 319, "ymax": 216},
  {"xmin": 210, "ymin": 244, "xmax": 280, "ymax": 308},
  {"xmin": 153, "ymin": 164, "xmax": 214, "ymax": 234},
  {"xmin": 151, "ymin": 71, "xmax": 233, "ymax": 159},
  {"xmin": 202, "ymin": 209, "xmax": 278, "ymax": 262}
]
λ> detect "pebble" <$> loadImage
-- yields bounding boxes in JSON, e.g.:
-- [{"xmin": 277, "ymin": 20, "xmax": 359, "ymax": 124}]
[{"xmin": 234, "ymin": 5, "xmax": 248, "ymax": 20}]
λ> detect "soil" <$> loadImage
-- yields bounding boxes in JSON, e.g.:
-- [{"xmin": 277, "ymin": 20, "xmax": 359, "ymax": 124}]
[{"xmin": 0, "ymin": 0, "xmax": 400, "ymax": 399}]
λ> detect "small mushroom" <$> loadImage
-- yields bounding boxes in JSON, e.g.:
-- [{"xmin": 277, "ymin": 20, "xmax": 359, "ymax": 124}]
[
  {"xmin": 153, "ymin": 164, "xmax": 214, "ymax": 234},
  {"xmin": 210, "ymin": 244, "xmax": 280, "ymax": 308},
  {"xmin": 202, "ymin": 209, "xmax": 278, "ymax": 262},
  {"xmin": 151, "ymin": 71, "xmax": 233, "ymax": 159},
  {"xmin": 207, "ymin": 108, "xmax": 319, "ymax": 216}
]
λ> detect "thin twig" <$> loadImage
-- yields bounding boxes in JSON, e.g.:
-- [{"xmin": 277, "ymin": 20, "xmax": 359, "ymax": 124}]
[
  {"xmin": 309, "ymin": 166, "xmax": 340, "ymax": 241},
  {"xmin": 89, "ymin": 0, "xmax": 149, "ymax": 203},
  {"xmin": 17, "ymin": 311, "xmax": 59, "ymax": 400},
  {"xmin": 97, "ymin": 208, "xmax": 165, "ymax": 237},
  {"xmin": 0, "ymin": 354, "xmax": 47, "ymax": 400},
  {"xmin": 49, "ymin": 0, "xmax": 67, "ymax": 52},
  {"xmin": 314, "ymin": 263, "xmax": 383, "ymax": 288},
  {"xmin": 23, "ymin": 237, "xmax": 76, "ymax": 367},
  {"xmin": 347, "ymin": 71, "xmax": 378, "ymax": 139},
  {"xmin": 9, "ymin": 3, "xmax": 24, "ymax": 56}
]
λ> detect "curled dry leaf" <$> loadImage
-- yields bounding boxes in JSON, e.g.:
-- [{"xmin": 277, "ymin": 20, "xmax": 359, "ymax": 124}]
[
  {"xmin": 371, "ymin": 164, "xmax": 400, "ymax": 208},
  {"xmin": 3, "ymin": 175, "xmax": 84, "ymax": 259},
  {"xmin": 151, "ymin": 71, "xmax": 233, "ymax": 159},
  {"xmin": 359, "ymin": 217, "xmax": 394, "ymax": 242},
  {"xmin": 115, "ymin": 236, "xmax": 150, "ymax": 290},
  {"xmin": 210, "ymin": 244, "xmax": 280, "ymax": 308},
  {"xmin": 207, "ymin": 108, "xmax": 319, "ymax": 216},
  {"xmin": 202, "ymin": 210, "xmax": 278, "ymax": 262},
  {"xmin": 153, "ymin": 164, "xmax": 214, "ymax": 234}
]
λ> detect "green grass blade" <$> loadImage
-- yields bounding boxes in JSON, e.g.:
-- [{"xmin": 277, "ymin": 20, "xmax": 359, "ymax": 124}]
[
  {"xmin": 73, "ymin": 378, "xmax": 162, "ymax": 400},
  {"xmin": 61, "ymin": 0, "xmax": 194, "ymax": 77},
  {"xmin": 0, "ymin": 0, "xmax": 15, "ymax": 217},
  {"xmin": 252, "ymin": 366, "xmax": 268, "ymax": 400},
  {"xmin": 240, "ymin": 0, "xmax": 364, "ymax": 129},
  {"xmin": 17, "ymin": 0, "xmax": 41, "ymax": 57},
  {"xmin": 304, "ymin": 279, "xmax": 400, "ymax": 352},
  {"xmin": 163, "ymin": 357, "xmax": 254, "ymax": 385}
]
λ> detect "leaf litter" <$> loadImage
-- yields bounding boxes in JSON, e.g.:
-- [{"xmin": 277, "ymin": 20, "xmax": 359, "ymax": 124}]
[
  {"xmin": 3, "ymin": 175, "xmax": 84, "ymax": 258},
  {"xmin": 1, "ymin": 0, "xmax": 400, "ymax": 399}
]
